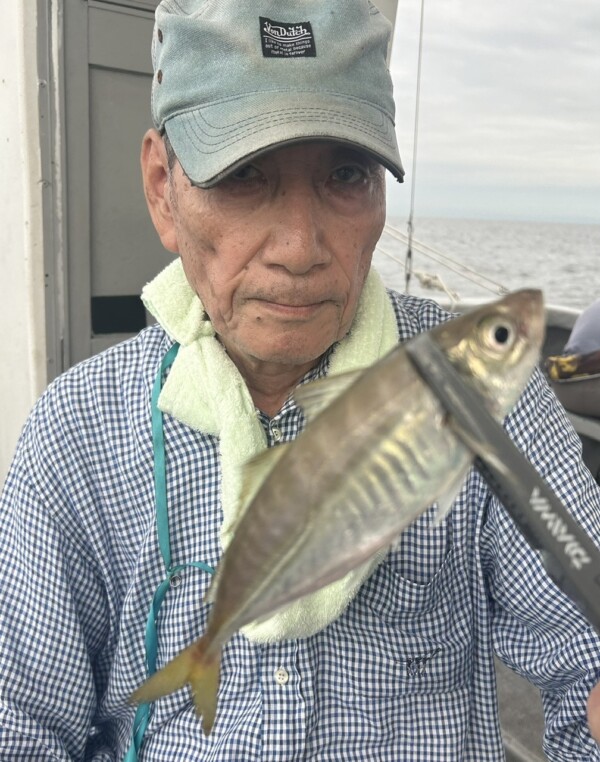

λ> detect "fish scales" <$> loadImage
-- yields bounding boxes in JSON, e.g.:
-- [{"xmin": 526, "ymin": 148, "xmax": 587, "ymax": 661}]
[
  {"xmin": 131, "ymin": 289, "xmax": 545, "ymax": 735},
  {"xmin": 282, "ymin": 423, "xmax": 470, "ymax": 588},
  {"xmin": 204, "ymin": 343, "xmax": 475, "ymax": 636},
  {"xmin": 218, "ymin": 354, "xmax": 411, "ymax": 565},
  {"xmin": 230, "ymin": 289, "xmax": 545, "ymax": 629},
  {"xmin": 212, "ymin": 354, "xmax": 434, "ymax": 619}
]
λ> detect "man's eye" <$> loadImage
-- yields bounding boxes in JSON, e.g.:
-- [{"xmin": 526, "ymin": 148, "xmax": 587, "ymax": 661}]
[
  {"xmin": 230, "ymin": 165, "xmax": 262, "ymax": 181},
  {"xmin": 331, "ymin": 165, "xmax": 366, "ymax": 184}
]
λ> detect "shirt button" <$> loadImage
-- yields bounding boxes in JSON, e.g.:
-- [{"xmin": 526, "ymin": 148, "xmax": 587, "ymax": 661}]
[
  {"xmin": 271, "ymin": 425, "xmax": 282, "ymax": 442},
  {"xmin": 274, "ymin": 667, "xmax": 289, "ymax": 685}
]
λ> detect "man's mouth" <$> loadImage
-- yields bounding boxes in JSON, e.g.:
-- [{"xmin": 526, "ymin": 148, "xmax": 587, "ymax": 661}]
[{"xmin": 256, "ymin": 299, "xmax": 329, "ymax": 319}]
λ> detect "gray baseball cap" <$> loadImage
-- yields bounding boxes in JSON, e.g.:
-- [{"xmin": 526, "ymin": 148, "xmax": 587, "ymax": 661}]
[{"xmin": 151, "ymin": 0, "xmax": 404, "ymax": 187}]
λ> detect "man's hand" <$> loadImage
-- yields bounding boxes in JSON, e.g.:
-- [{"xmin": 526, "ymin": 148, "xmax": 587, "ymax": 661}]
[{"xmin": 587, "ymin": 682, "xmax": 600, "ymax": 742}]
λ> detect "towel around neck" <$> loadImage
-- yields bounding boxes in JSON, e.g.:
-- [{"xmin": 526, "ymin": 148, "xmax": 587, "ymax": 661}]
[{"xmin": 142, "ymin": 259, "xmax": 399, "ymax": 642}]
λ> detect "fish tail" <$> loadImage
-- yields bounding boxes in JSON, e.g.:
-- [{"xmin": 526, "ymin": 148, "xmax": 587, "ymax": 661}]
[{"xmin": 130, "ymin": 635, "xmax": 222, "ymax": 735}]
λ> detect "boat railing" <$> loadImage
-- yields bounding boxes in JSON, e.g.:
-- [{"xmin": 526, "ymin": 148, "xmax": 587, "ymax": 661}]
[{"xmin": 377, "ymin": 222, "xmax": 510, "ymax": 308}]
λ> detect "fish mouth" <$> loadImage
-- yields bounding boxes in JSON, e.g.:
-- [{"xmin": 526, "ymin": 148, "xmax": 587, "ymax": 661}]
[
  {"xmin": 517, "ymin": 289, "xmax": 545, "ymax": 344},
  {"xmin": 500, "ymin": 289, "xmax": 545, "ymax": 344}
]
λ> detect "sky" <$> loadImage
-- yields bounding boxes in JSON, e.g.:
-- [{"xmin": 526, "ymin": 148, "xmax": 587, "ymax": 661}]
[{"xmin": 385, "ymin": 0, "xmax": 600, "ymax": 224}]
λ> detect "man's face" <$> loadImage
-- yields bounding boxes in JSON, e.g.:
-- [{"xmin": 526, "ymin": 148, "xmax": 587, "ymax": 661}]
[{"xmin": 164, "ymin": 141, "xmax": 386, "ymax": 371}]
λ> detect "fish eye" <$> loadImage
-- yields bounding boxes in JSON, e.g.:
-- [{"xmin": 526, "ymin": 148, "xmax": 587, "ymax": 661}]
[
  {"xmin": 494, "ymin": 325, "xmax": 510, "ymax": 344},
  {"xmin": 480, "ymin": 317, "xmax": 515, "ymax": 353}
]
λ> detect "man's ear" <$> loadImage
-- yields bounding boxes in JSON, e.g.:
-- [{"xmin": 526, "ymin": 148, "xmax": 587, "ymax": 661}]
[{"xmin": 141, "ymin": 128, "xmax": 179, "ymax": 253}]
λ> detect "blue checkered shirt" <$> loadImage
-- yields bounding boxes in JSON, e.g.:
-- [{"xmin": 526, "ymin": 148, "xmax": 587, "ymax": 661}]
[{"xmin": 2, "ymin": 291, "xmax": 600, "ymax": 761}]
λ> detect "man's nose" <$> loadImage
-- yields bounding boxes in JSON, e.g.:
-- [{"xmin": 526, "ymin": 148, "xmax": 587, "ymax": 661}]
[{"xmin": 262, "ymin": 187, "xmax": 332, "ymax": 274}]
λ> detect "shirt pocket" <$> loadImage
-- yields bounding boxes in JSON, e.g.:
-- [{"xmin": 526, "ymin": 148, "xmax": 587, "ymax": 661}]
[{"xmin": 327, "ymin": 529, "xmax": 473, "ymax": 701}]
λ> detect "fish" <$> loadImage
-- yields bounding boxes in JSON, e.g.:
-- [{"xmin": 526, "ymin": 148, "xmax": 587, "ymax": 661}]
[{"xmin": 131, "ymin": 288, "xmax": 544, "ymax": 734}]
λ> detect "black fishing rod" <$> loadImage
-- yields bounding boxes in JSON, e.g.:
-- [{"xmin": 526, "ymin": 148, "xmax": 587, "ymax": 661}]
[{"xmin": 406, "ymin": 333, "xmax": 600, "ymax": 635}]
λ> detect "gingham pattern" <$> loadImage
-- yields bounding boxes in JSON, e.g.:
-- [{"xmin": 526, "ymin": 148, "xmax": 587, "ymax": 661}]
[{"xmin": 1, "ymin": 290, "xmax": 600, "ymax": 761}]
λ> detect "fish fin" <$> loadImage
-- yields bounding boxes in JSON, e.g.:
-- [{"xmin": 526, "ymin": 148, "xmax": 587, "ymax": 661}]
[
  {"xmin": 432, "ymin": 471, "xmax": 467, "ymax": 526},
  {"xmin": 205, "ymin": 445, "xmax": 291, "ymax": 606},
  {"xmin": 293, "ymin": 370, "xmax": 364, "ymax": 422},
  {"xmin": 230, "ymin": 444, "xmax": 290, "ymax": 532},
  {"xmin": 448, "ymin": 417, "xmax": 509, "ymax": 477},
  {"xmin": 240, "ymin": 445, "xmax": 289, "ymax": 500},
  {"xmin": 130, "ymin": 636, "xmax": 221, "ymax": 736},
  {"xmin": 192, "ymin": 652, "xmax": 221, "ymax": 736},
  {"xmin": 204, "ymin": 573, "xmax": 220, "ymax": 605}
]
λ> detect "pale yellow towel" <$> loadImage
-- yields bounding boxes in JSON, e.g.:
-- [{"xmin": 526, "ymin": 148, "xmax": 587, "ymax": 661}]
[{"xmin": 142, "ymin": 259, "xmax": 398, "ymax": 642}]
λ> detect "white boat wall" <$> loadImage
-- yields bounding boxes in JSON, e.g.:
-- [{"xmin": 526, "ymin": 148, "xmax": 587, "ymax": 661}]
[{"xmin": 2, "ymin": 2, "xmax": 49, "ymax": 486}]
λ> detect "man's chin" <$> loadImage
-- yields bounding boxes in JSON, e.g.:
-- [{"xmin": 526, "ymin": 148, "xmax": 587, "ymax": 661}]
[
  {"xmin": 252, "ymin": 343, "xmax": 331, "ymax": 368},
  {"xmin": 217, "ymin": 312, "xmax": 350, "ymax": 371},
  {"xmin": 243, "ymin": 331, "xmax": 338, "ymax": 369}
]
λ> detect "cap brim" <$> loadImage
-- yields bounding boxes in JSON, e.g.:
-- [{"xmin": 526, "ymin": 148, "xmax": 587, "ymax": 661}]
[{"xmin": 164, "ymin": 91, "xmax": 404, "ymax": 187}]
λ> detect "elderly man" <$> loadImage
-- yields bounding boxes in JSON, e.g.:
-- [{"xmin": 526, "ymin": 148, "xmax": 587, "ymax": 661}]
[{"xmin": 1, "ymin": 1, "xmax": 600, "ymax": 759}]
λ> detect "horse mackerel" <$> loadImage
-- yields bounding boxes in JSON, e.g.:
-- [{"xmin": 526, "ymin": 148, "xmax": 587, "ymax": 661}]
[{"xmin": 132, "ymin": 288, "xmax": 545, "ymax": 734}]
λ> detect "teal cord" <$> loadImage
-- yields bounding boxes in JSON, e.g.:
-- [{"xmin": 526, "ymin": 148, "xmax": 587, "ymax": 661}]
[
  {"xmin": 151, "ymin": 343, "xmax": 181, "ymax": 570},
  {"xmin": 124, "ymin": 344, "xmax": 216, "ymax": 761}
]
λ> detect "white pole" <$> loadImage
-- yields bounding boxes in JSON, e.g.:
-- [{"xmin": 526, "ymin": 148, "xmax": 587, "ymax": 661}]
[{"xmin": 0, "ymin": 1, "xmax": 48, "ymax": 486}]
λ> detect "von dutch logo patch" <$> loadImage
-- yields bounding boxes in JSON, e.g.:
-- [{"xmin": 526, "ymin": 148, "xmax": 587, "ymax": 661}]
[{"xmin": 260, "ymin": 17, "xmax": 316, "ymax": 57}]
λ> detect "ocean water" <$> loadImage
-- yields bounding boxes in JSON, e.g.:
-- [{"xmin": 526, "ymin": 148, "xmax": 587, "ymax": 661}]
[{"xmin": 373, "ymin": 217, "xmax": 600, "ymax": 311}]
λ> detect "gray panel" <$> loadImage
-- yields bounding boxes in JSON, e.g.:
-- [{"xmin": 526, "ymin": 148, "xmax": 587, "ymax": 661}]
[
  {"xmin": 64, "ymin": 0, "xmax": 93, "ymax": 367},
  {"xmin": 89, "ymin": 65, "xmax": 174, "ymax": 297},
  {"xmin": 89, "ymin": 0, "xmax": 159, "ymax": 12},
  {"xmin": 38, "ymin": 0, "xmax": 67, "ymax": 380},
  {"xmin": 89, "ymin": 3, "xmax": 155, "ymax": 74},
  {"xmin": 63, "ymin": 0, "xmax": 173, "ymax": 366}
]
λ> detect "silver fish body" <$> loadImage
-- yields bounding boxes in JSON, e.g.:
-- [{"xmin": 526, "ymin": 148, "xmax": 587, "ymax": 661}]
[
  {"xmin": 132, "ymin": 288, "xmax": 544, "ymax": 733},
  {"xmin": 206, "ymin": 289, "xmax": 544, "ymax": 638},
  {"xmin": 211, "ymin": 346, "xmax": 469, "ymax": 629}
]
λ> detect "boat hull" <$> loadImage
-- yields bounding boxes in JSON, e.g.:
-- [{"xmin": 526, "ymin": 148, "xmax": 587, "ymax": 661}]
[{"xmin": 550, "ymin": 374, "xmax": 600, "ymax": 420}]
